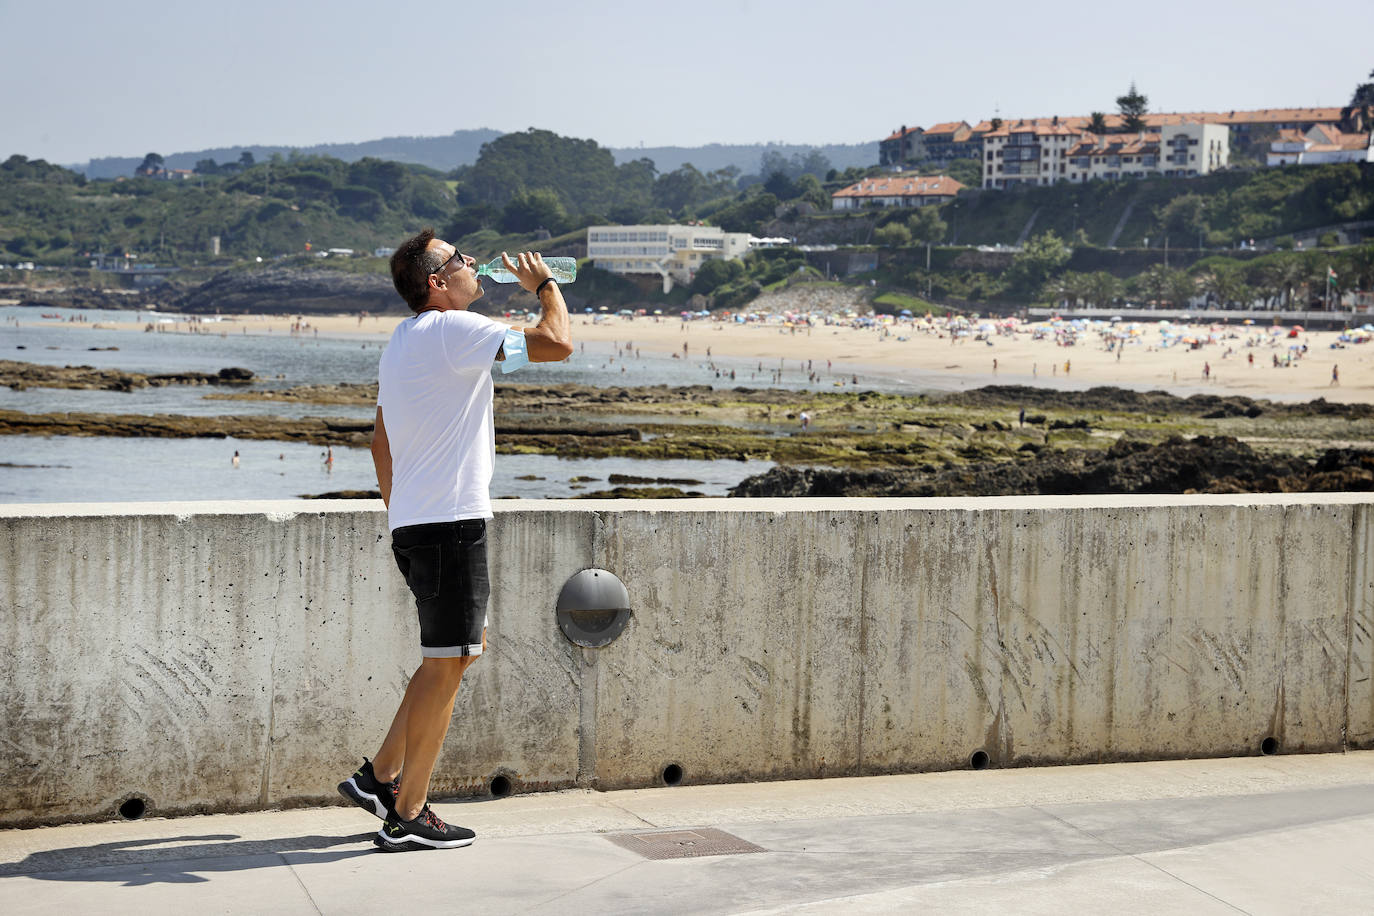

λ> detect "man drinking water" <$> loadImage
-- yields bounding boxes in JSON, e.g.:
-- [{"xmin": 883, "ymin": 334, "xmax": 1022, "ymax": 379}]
[{"xmin": 338, "ymin": 229, "xmax": 571, "ymax": 851}]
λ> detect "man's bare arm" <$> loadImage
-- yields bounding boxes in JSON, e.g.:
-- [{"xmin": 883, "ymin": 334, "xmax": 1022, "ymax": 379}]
[
  {"xmin": 501, "ymin": 251, "xmax": 573, "ymax": 362},
  {"xmin": 371, "ymin": 406, "xmax": 392, "ymax": 507}
]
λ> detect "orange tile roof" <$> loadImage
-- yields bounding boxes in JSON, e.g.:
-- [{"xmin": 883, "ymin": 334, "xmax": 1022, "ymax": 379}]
[
  {"xmin": 1270, "ymin": 125, "xmax": 1372, "ymax": 152},
  {"xmin": 1066, "ymin": 135, "xmax": 1161, "ymax": 156},
  {"xmin": 832, "ymin": 175, "xmax": 965, "ymax": 199},
  {"xmin": 924, "ymin": 121, "xmax": 971, "ymax": 136},
  {"xmin": 967, "ymin": 107, "xmax": 1343, "ymax": 136},
  {"xmin": 983, "ymin": 119, "xmax": 1089, "ymax": 139},
  {"xmin": 882, "ymin": 126, "xmax": 923, "ymax": 142}
]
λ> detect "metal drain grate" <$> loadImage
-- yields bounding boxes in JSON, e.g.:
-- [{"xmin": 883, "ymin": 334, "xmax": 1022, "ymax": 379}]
[{"xmin": 605, "ymin": 827, "xmax": 766, "ymax": 860}]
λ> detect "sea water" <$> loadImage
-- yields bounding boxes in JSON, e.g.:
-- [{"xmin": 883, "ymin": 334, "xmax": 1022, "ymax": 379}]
[
  {"xmin": 1, "ymin": 306, "xmax": 801, "ymax": 502},
  {"xmin": 0, "ymin": 435, "xmax": 775, "ymax": 503}
]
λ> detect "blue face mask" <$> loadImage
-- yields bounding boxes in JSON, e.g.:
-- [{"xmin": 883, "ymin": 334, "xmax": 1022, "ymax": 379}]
[{"xmin": 499, "ymin": 327, "xmax": 529, "ymax": 374}]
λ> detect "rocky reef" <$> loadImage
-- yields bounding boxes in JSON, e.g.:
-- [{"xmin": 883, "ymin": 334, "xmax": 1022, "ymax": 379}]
[
  {"xmin": 730, "ymin": 436, "xmax": 1374, "ymax": 498},
  {"xmin": 1, "ymin": 360, "xmax": 254, "ymax": 392}
]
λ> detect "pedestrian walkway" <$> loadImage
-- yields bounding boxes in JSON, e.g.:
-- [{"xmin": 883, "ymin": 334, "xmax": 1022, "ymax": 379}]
[{"xmin": 2, "ymin": 752, "xmax": 1372, "ymax": 914}]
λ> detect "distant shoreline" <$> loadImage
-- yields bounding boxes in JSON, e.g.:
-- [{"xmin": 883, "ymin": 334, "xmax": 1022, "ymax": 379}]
[{"xmin": 11, "ymin": 304, "xmax": 1371, "ymax": 406}]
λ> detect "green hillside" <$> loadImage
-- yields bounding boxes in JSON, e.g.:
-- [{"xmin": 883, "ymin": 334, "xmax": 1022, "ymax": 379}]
[
  {"xmin": 0, "ymin": 153, "xmax": 454, "ymax": 266},
  {"xmin": 945, "ymin": 162, "xmax": 1374, "ymax": 248}
]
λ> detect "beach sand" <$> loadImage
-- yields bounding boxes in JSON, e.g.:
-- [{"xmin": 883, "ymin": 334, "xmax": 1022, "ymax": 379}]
[{"xmin": 25, "ymin": 308, "xmax": 1374, "ymax": 405}]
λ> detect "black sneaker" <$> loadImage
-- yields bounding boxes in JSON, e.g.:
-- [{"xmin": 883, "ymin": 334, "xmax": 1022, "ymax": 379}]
[
  {"xmin": 338, "ymin": 758, "xmax": 398, "ymax": 820},
  {"xmin": 374, "ymin": 805, "xmax": 476, "ymax": 852}
]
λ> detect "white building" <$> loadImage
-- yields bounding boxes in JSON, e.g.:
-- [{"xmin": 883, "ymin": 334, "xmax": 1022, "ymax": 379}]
[
  {"xmin": 981, "ymin": 119, "xmax": 1084, "ymax": 189},
  {"xmin": 1268, "ymin": 125, "xmax": 1374, "ymax": 166},
  {"xmin": 587, "ymin": 224, "xmax": 753, "ymax": 292},
  {"xmin": 1062, "ymin": 123, "xmax": 1229, "ymax": 183},
  {"xmin": 983, "ymin": 120, "xmax": 1229, "ymax": 189}
]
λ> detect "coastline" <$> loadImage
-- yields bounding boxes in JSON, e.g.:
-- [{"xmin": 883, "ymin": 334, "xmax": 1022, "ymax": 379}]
[{"xmin": 13, "ymin": 307, "xmax": 1373, "ymax": 406}]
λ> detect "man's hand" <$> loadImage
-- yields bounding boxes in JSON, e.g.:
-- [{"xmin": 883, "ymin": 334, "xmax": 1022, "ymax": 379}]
[{"xmin": 500, "ymin": 251, "xmax": 553, "ymax": 293}]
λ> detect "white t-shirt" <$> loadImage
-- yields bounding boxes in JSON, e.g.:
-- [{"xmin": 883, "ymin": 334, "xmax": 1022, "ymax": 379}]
[{"xmin": 377, "ymin": 309, "xmax": 508, "ymax": 531}]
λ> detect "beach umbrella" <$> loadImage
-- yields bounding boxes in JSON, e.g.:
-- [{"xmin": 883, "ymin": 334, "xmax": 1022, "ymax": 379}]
[
  {"xmin": 1291, "ymin": 325, "xmax": 1304, "ymax": 332},
  {"xmin": 1242, "ymin": 319, "xmax": 1254, "ymax": 325},
  {"xmin": 1362, "ymin": 324, "xmax": 1373, "ymax": 331},
  {"xmin": 584, "ymin": 307, "xmax": 593, "ymax": 313},
  {"xmin": 1110, "ymin": 316, "xmax": 1123, "ymax": 322},
  {"xmin": 653, "ymin": 309, "xmax": 662, "ymax": 315},
  {"xmin": 900, "ymin": 309, "xmax": 913, "ymax": 316}
]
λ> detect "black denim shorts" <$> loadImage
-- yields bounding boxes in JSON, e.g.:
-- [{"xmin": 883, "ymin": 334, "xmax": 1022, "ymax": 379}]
[{"xmin": 391, "ymin": 519, "xmax": 490, "ymax": 657}]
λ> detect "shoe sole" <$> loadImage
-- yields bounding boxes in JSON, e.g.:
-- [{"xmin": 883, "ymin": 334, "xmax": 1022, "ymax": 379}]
[
  {"xmin": 373, "ymin": 831, "xmax": 474, "ymax": 852},
  {"xmin": 338, "ymin": 778, "xmax": 389, "ymax": 820}
]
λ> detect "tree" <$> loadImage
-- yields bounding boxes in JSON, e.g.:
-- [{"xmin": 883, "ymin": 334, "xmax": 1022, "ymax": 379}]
[
  {"xmin": 1087, "ymin": 112, "xmax": 1108, "ymax": 135},
  {"xmin": 792, "ymin": 150, "xmax": 832, "ymax": 180},
  {"xmin": 1155, "ymin": 193, "xmax": 1208, "ymax": 242},
  {"xmin": 1346, "ymin": 242, "xmax": 1374, "ymax": 291},
  {"xmin": 1351, "ymin": 68, "xmax": 1374, "ymax": 107},
  {"xmin": 875, "ymin": 222, "xmax": 912, "ymax": 247},
  {"xmin": 500, "ymin": 187, "xmax": 568, "ymax": 234},
  {"xmin": 462, "ymin": 128, "xmax": 624, "ymax": 216},
  {"xmin": 1166, "ymin": 270, "xmax": 1198, "ymax": 308},
  {"xmin": 1042, "ymin": 271, "xmax": 1083, "ymax": 307},
  {"xmin": 906, "ymin": 206, "xmax": 947, "ymax": 244},
  {"xmin": 711, "ymin": 191, "xmax": 780, "ymax": 234},
  {"xmin": 194, "ymin": 159, "xmax": 219, "ymax": 175},
  {"xmin": 690, "ymin": 257, "xmax": 744, "ymax": 295},
  {"xmin": 989, "ymin": 117, "xmax": 1003, "ymax": 131},
  {"xmin": 1196, "ymin": 263, "xmax": 1249, "ymax": 308},
  {"xmin": 943, "ymin": 158, "xmax": 981, "ymax": 189},
  {"xmin": 239, "ymin": 150, "xmax": 256, "ymax": 169},
  {"xmin": 763, "ymin": 170, "xmax": 796, "ymax": 200},
  {"xmin": 445, "ymin": 202, "xmax": 499, "ymax": 239},
  {"xmin": 1085, "ymin": 271, "xmax": 1121, "ymax": 307},
  {"xmin": 136, "ymin": 152, "xmax": 164, "ymax": 176},
  {"xmin": 1272, "ymin": 255, "xmax": 1307, "ymax": 307},
  {"xmin": 653, "ymin": 163, "xmax": 708, "ymax": 215},
  {"xmin": 1134, "ymin": 264, "xmax": 1174, "ymax": 306},
  {"xmin": 1116, "ymin": 83, "xmax": 1149, "ymax": 133},
  {"xmin": 1007, "ymin": 231, "xmax": 1071, "ymax": 294},
  {"xmin": 793, "ymin": 174, "xmax": 829, "ymax": 210}
]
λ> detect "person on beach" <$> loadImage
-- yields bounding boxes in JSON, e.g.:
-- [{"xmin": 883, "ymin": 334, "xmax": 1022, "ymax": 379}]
[
  {"xmin": 1332, "ymin": 364, "xmax": 1340, "ymax": 386},
  {"xmin": 231, "ymin": 450, "xmax": 240, "ymax": 468},
  {"xmin": 338, "ymin": 229, "xmax": 571, "ymax": 853}
]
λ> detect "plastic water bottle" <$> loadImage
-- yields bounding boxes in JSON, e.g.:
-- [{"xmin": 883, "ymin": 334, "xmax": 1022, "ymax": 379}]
[{"xmin": 476, "ymin": 256, "xmax": 577, "ymax": 284}]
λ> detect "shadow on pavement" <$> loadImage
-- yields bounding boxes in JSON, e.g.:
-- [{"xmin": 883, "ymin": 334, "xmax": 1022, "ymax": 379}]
[{"xmin": 0, "ymin": 832, "xmax": 377, "ymax": 884}]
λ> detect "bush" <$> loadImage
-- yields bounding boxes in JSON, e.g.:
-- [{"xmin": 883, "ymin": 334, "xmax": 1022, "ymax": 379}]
[
  {"xmin": 875, "ymin": 223, "xmax": 912, "ymax": 247},
  {"xmin": 690, "ymin": 258, "xmax": 744, "ymax": 295}
]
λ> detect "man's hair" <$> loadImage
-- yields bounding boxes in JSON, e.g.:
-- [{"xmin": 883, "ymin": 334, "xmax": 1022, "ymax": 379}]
[{"xmin": 390, "ymin": 228, "xmax": 445, "ymax": 313}]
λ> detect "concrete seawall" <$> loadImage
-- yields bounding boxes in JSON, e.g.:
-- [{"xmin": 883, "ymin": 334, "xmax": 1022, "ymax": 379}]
[{"xmin": 2, "ymin": 495, "xmax": 1371, "ymax": 827}]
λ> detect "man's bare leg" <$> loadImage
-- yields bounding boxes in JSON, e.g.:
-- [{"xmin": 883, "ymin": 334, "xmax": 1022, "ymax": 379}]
[
  {"xmin": 373, "ymin": 629, "xmax": 485, "ymax": 786},
  {"xmin": 374, "ymin": 655, "xmax": 475, "ymax": 819}
]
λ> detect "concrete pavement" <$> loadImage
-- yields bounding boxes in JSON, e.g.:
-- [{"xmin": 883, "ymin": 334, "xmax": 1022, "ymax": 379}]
[{"xmin": 2, "ymin": 752, "xmax": 1373, "ymax": 915}]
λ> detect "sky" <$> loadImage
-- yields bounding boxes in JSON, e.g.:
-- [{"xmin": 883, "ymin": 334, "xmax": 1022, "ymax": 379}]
[{"xmin": 2, "ymin": 0, "xmax": 1371, "ymax": 166}]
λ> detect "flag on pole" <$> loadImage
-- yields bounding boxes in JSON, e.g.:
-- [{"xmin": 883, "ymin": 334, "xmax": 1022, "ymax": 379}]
[{"xmin": 1327, "ymin": 266, "xmax": 1337, "ymax": 284}]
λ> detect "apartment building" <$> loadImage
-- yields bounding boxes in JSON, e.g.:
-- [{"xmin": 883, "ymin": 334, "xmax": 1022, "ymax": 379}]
[
  {"xmin": 1059, "ymin": 122, "xmax": 1230, "ymax": 184},
  {"xmin": 586, "ymin": 224, "xmax": 753, "ymax": 292},
  {"xmin": 880, "ymin": 121, "xmax": 983, "ymax": 168},
  {"xmin": 980, "ymin": 119, "xmax": 1085, "ymax": 189},
  {"xmin": 879, "ymin": 126, "xmax": 925, "ymax": 167},
  {"xmin": 831, "ymin": 175, "xmax": 964, "ymax": 209},
  {"xmin": 1268, "ymin": 124, "xmax": 1374, "ymax": 165}
]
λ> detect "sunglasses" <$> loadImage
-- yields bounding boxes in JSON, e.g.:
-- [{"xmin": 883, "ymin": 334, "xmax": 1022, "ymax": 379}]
[{"xmin": 431, "ymin": 249, "xmax": 466, "ymax": 279}]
